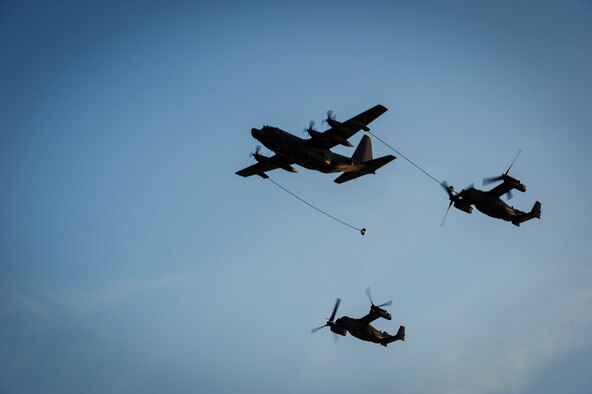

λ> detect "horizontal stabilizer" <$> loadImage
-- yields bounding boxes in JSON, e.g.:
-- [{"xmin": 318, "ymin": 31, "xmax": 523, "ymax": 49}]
[
  {"xmin": 511, "ymin": 201, "xmax": 542, "ymax": 226},
  {"xmin": 334, "ymin": 155, "xmax": 396, "ymax": 184},
  {"xmin": 380, "ymin": 325, "xmax": 405, "ymax": 347},
  {"xmin": 235, "ymin": 168, "xmax": 269, "ymax": 179}
]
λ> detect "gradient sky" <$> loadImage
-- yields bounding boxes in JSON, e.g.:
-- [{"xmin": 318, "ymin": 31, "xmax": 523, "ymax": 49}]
[{"xmin": 1, "ymin": 1, "xmax": 591, "ymax": 393}]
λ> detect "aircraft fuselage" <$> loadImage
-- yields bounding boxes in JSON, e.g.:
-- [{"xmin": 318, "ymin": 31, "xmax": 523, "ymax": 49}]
[
  {"xmin": 461, "ymin": 188, "xmax": 527, "ymax": 221},
  {"xmin": 334, "ymin": 316, "xmax": 393, "ymax": 344},
  {"xmin": 251, "ymin": 126, "xmax": 363, "ymax": 173}
]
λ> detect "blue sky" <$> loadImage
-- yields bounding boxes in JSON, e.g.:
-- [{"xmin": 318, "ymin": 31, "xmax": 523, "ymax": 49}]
[{"xmin": 1, "ymin": 1, "xmax": 591, "ymax": 393}]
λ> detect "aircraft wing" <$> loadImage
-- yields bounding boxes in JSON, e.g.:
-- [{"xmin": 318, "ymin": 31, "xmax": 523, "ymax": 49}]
[
  {"xmin": 310, "ymin": 104, "xmax": 388, "ymax": 149},
  {"xmin": 235, "ymin": 155, "xmax": 291, "ymax": 179}
]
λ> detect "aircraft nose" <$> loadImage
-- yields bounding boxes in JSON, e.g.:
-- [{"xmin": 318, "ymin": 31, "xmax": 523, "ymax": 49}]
[{"xmin": 251, "ymin": 128, "xmax": 263, "ymax": 140}]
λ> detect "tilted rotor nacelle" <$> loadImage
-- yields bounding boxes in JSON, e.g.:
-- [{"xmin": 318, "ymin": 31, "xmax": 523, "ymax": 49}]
[
  {"xmin": 501, "ymin": 174, "xmax": 526, "ymax": 192},
  {"xmin": 454, "ymin": 200, "xmax": 473, "ymax": 214},
  {"xmin": 452, "ymin": 190, "xmax": 474, "ymax": 214},
  {"xmin": 371, "ymin": 304, "xmax": 392, "ymax": 320},
  {"xmin": 330, "ymin": 321, "xmax": 347, "ymax": 336}
]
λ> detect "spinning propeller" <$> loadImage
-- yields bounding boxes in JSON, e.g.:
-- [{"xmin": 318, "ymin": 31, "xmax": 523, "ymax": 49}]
[
  {"xmin": 440, "ymin": 180, "xmax": 458, "ymax": 227},
  {"xmin": 365, "ymin": 287, "xmax": 392, "ymax": 308},
  {"xmin": 311, "ymin": 298, "xmax": 341, "ymax": 341},
  {"xmin": 249, "ymin": 145, "xmax": 264, "ymax": 161},
  {"xmin": 439, "ymin": 181, "xmax": 473, "ymax": 226},
  {"xmin": 302, "ymin": 120, "xmax": 317, "ymax": 136},
  {"xmin": 321, "ymin": 110, "xmax": 336, "ymax": 125},
  {"xmin": 311, "ymin": 298, "xmax": 340, "ymax": 333},
  {"xmin": 482, "ymin": 149, "xmax": 522, "ymax": 200}
]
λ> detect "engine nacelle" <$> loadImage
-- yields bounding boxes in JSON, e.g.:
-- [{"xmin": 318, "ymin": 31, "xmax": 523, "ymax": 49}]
[
  {"xmin": 502, "ymin": 174, "xmax": 526, "ymax": 192},
  {"xmin": 279, "ymin": 163, "xmax": 298, "ymax": 173},
  {"xmin": 253, "ymin": 153, "xmax": 268, "ymax": 163},
  {"xmin": 328, "ymin": 134, "xmax": 353, "ymax": 147},
  {"xmin": 308, "ymin": 130, "xmax": 352, "ymax": 147},
  {"xmin": 330, "ymin": 325, "xmax": 347, "ymax": 336},
  {"xmin": 454, "ymin": 201, "xmax": 473, "ymax": 214},
  {"xmin": 308, "ymin": 130, "xmax": 323, "ymax": 139},
  {"xmin": 326, "ymin": 118, "xmax": 342, "ymax": 129},
  {"xmin": 371, "ymin": 305, "xmax": 392, "ymax": 320}
]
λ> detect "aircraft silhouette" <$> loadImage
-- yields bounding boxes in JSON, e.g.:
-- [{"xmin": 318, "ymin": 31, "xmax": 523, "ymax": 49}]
[
  {"xmin": 441, "ymin": 150, "xmax": 541, "ymax": 226},
  {"xmin": 236, "ymin": 105, "xmax": 395, "ymax": 183},
  {"xmin": 311, "ymin": 288, "xmax": 405, "ymax": 347}
]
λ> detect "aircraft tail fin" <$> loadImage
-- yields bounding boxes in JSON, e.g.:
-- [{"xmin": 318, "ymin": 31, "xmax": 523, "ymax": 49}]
[
  {"xmin": 379, "ymin": 325, "xmax": 405, "ymax": 347},
  {"xmin": 531, "ymin": 201, "xmax": 542, "ymax": 219},
  {"xmin": 512, "ymin": 201, "xmax": 542, "ymax": 227},
  {"xmin": 334, "ymin": 155, "xmax": 395, "ymax": 184},
  {"xmin": 394, "ymin": 325, "xmax": 405, "ymax": 341},
  {"xmin": 334, "ymin": 135, "xmax": 395, "ymax": 184},
  {"xmin": 352, "ymin": 135, "xmax": 373, "ymax": 162}
]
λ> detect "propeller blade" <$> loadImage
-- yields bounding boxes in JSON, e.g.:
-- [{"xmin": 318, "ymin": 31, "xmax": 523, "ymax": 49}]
[
  {"xmin": 440, "ymin": 180, "xmax": 459, "ymax": 226},
  {"xmin": 482, "ymin": 175, "xmax": 502, "ymax": 186},
  {"xmin": 505, "ymin": 149, "xmax": 522, "ymax": 176},
  {"xmin": 328, "ymin": 298, "xmax": 341, "ymax": 322},
  {"xmin": 377, "ymin": 300, "xmax": 392, "ymax": 308},
  {"xmin": 441, "ymin": 181, "xmax": 455, "ymax": 198},
  {"xmin": 311, "ymin": 324, "xmax": 327, "ymax": 334},
  {"xmin": 466, "ymin": 183, "xmax": 474, "ymax": 190},
  {"xmin": 249, "ymin": 145, "xmax": 262, "ymax": 158},
  {"xmin": 484, "ymin": 149, "xmax": 523, "ymax": 185},
  {"xmin": 365, "ymin": 287, "xmax": 374, "ymax": 305},
  {"xmin": 506, "ymin": 190, "xmax": 514, "ymax": 201},
  {"xmin": 440, "ymin": 201, "xmax": 453, "ymax": 227},
  {"xmin": 332, "ymin": 332, "xmax": 339, "ymax": 343},
  {"xmin": 322, "ymin": 110, "xmax": 335, "ymax": 125},
  {"xmin": 303, "ymin": 120, "xmax": 316, "ymax": 135},
  {"xmin": 366, "ymin": 287, "xmax": 391, "ymax": 307}
]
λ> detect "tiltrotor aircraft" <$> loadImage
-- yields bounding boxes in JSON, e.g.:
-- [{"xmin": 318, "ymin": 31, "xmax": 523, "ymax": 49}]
[
  {"xmin": 441, "ymin": 150, "xmax": 541, "ymax": 226},
  {"xmin": 311, "ymin": 288, "xmax": 405, "ymax": 347}
]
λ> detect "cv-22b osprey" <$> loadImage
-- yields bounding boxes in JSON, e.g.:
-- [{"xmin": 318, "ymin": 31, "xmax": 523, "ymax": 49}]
[
  {"xmin": 311, "ymin": 288, "xmax": 405, "ymax": 347},
  {"xmin": 441, "ymin": 150, "xmax": 541, "ymax": 227}
]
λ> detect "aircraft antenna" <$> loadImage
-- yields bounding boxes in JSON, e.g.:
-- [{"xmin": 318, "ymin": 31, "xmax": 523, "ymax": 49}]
[
  {"xmin": 267, "ymin": 177, "xmax": 367, "ymax": 236},
  {"xmin": 368, "ymin": 131, "xmax": 443, "ymax": 187}
]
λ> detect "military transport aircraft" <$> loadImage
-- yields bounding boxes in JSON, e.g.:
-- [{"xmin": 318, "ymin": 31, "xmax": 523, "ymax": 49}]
[
  {"xmin": 311, "ymin": 288, "xmax": 405, "ymax": 347},
  {"xmin": 440, "ymin": 150, "xmax": 541, "ymax": 226},
  {"xmin": 235, "ymin": 105, "xmax": 395, "ymax": 183}
]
